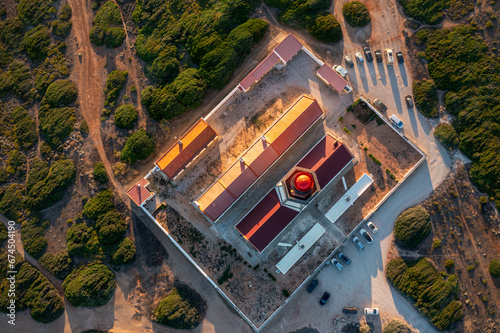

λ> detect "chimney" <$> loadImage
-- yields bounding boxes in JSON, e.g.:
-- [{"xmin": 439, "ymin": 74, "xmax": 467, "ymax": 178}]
[{"xmin": 178, "ymin": 140, "xmax": 183, "ymax": 148}]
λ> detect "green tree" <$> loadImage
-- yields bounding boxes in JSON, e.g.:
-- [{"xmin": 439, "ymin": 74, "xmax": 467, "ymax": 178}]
[
  {"xmin": 82, "ymin": 189, "xmax": 115, "ymax": 221},
  {"xmin": 490, "ymin": 259, "xmax": 500, "ymax": 278},
  {"xmin": 308, "ymin": 14, "xmax": 342, "ymax": 43},
  {"xmin": 114, "ymin": 104, "xmax": 138, "ymax": 129},
  {"xmin": 93, "ymin": 162, "xmax": 108, "ymax": 183},
  {"xmin": 342, "ymin": 1, "xmax": 371, "ymax": 27},
  {"xmin": 45, "ymin": 79, "xmax": 78, "ymax": 106},
  {"xmin": 95, "ymin": 210, "xmax": 126, "ymax": 244},
  {"xmin": 172, "ymin": 68, "xmax": 206, "ymax": 109},
  {"xmin": 22, "ymin": 25, "xmax": 51, "ymax": 61},
  {"xmin": 394, "ymin": 206, "xmax": 431, "ymax": 248},
  {"xmin": 413, "ymin": 79, "xmax": 438, "ymax": 117},
  {"xmin": 154, "ymin": 286, "xmax": 206, "ymax": 329},
  {"xmin": 121, "ymin": 129, "xmax": 155, "ymax": 164}
]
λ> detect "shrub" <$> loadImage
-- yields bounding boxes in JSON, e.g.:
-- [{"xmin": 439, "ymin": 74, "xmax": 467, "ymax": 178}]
[
  {"xmin": 26, "ymin": 158, "xmax": 49, "ymax": 195},
  {"xmin": 95, "ymin": 210, "xmax": 126, "ymax": 244},
  {"xmin": 9, "ymin": 60, "xmax": 34, "ymax": 101},
  {"xmin": 63, "ymin": 262, "xmax": 116, "ymax": 307},
  {"xmin": 114, "ymin": 104, "xmax": 138, "ymax": 129},
  {"xmin": 308, "ymin": 14, "xmax": 343, "ymax": 43},
  {"xmin": 121, "ymin": 129, "xmax": 155, "ymax": 164},
  {"xmin": 368, "ymin": 153, "xmax": 382, "ymax": 165},
  {"xmin": 343, "ymin": 1, "xmax": 371, "ymax": 27},
  {"xmin": 444, "ymin": 91, "xmax": 460, "ymax": 115},
  {"xmin": 0, "ymin": 184, "xmax": 24, "ymax": 221},
  {"xmin": 21, "ymin": 220, "xmax": 48, "ymax": 259},
  {"xmin": 59, "ymin": 4, "xmax": 72, "ymax": 21},
  {"xmin": 466, "ymin": 265, "xmax": 475, "ymax": 272},
  {"xmin": 445, "ymin": 259, "xmax": 455, "ymax": 269},
  {"xmin": 282, "ymin": 289, "xmax": 290, "ymax": 297},
  {"xmin": 217, "ymin": 265, "xmax": 233, "ymax": 285},
  {"xmin": 397, "ymin": 0, "xmax": 448, "ymax": 25},
  {"xmin": 105, "ymin": 70, "xmax": 127, "ymax": 104},
  {"xmin": 22, "ymin": 25, "xmax": 51, "ymax": 61},
  {"xmin": 90, "ymin": 1, "xmax": 125, "ymax": 47},
  {"xmin": 413, "ymin": 79, "xmax": 438, "ymax": 117},
  {"xmin": 39, "ymin": 250, "xmax": 73, "ymax": 279},
  {"xmin": 93, "ymin": 162, "xmax": 108, "ymax": 183},
  {"xmin": 434, "ymin": 123, "xmax": 459, "ymax": 148},
  {"xmin": 386, "ymin": 258, "xmax": 463, "ymax": 330},
  {"xmin": 154, "ymin": 286, "xmax": 206, "ymax": 329},
  {"xmin": 110, "ymin": 237, "xmax": 136, "ymax": 265},
  {"xmin": 52, "ymin": 20, "xmax": 72, "ymax": 38},
  {"xmin": 0, "ymin": 223, "xmax": 7, "ymax": 244},
  {"xmin": 383, "ymin": 319, "xmax": 411, "ymax": 333},
  {"xmin": 171, "ymin": 68, "xmax": 206, "ymax": 109},
  {"xmin": 26, "ymin": 159, "xmax": 76, "ymax": 210},
  {"xmin": 142, "ymin": 86, "xmax": 184, "ymax": 121},
  {"xmin": 150, "ymin": 45, "xmax": 179, "ymax": 82},
  {"xmin": 66, "ymin": 223, "xmax": 102, "ymax": 257},
  {"xmin": 45, "ymin": 79, "xmax": 78, "ymax": 106},
  {"xmin": 199, "ymin": 46, "xmax": 239, "ymax": 89},
  {"xmin": 17, "ymin": 0, "xmax": 53, "ymax": 26},
  {"xmin": 82, "ymin": 189, "xmax": 115, "ymax": 221},
  {"xmin": 0, "ymin": 254, "xmax": 64, "ymax": 323},
  {"xmin": 39, "ymin": 105, "xmax": 75, "ymax": 147},
  {"xmin": 394, "ymin": 206, "xmax": 431, "ymax": 248},
  {"xmin": 12, "ymin": 107, "xmax": 37, "ymax": 150},
  {"xmin": 489, "ymin": 259, "xmax": 500, "ymax": 278},
  {"xmin": 80, "ymin": 119, "xmax": 89, "ymax": 134},
  {"xmin": 433, "ymin": 239, "xmax": 442, "ymax": 248}
]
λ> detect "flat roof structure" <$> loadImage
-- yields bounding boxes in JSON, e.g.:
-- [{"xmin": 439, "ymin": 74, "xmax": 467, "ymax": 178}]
[
  {"xmin": 155, "ymin": 118, "xmax": 217, "ymax": 179},
  {"xmin": 273, "ymin": 33, "xmax": 303, "ymax": 64},
  {"xmin": 195, "ymin": 95, "xmax": 323, "ymax": 222},
  {"xmin": 275, "ymin": 223, "xmax": 325, "ymax": 274},
  {"xmin": 297, "ymin": 134, "xmax": 354, "ymax": 188},
  {"xmin": 127, "ymin": 178, "xmax": 154, "ymax": 207},
  {"xmin": 317, "ymin": 64, "xmax": 348, "ymax": 92},
  {"xmin": 325, "ymin": 173, "xmax": 374, "ymax": 223},
  {"xmin": 235, "ymin": 190, "xmax": 299, "ymax": 252}
]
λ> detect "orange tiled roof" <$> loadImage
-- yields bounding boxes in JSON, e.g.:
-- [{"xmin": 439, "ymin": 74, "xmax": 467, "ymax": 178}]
[{"xmin": 127, "ymin": 180, "xmax": 152, "ymax": 206}]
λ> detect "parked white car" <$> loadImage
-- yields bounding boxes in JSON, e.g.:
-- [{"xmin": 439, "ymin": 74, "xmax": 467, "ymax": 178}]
[
  {"xmin": 355, "ymin": 52, "xmax": 364, "ymax": 63},
  {"xmin": 331, "ymin": 258, "xmax": 344, "ymax": 271},
  {"xmin": 333, "ymin": 65, "xmax": 348, "ymax": 78},
  {"xmin": 384, "ymin": 49, "xmax": 394, "ymax": 65},
  {"xmin": 367, "ymin": 221, "xmax": 378, "ymax": 234},
  {"xmin": 389, "ymin": 114, "xmax": 404, "ymax": 129},
  {"xmin": 364, "ymin": 308, "xmax": 379, "ymax": 315}
]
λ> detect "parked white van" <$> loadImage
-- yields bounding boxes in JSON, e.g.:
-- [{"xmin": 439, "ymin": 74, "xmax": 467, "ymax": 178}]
[
  {"xmin": 389, "ymin": 114, "xmax": 404, "ymax": 129},
  {"xmin": 384, "ymin": 49, "xmax": 394, "ymax": 65}
]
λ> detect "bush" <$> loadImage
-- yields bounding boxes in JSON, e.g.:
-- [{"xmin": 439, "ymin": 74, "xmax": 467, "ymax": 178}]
[
  {"xmin": 154, "ymin": 286, "xmax": 206, "ymax": 329},
  {"xmin": 105, "ymin": 70, "xmax": 127, "ymax": 104},
  {"xmin": 52, "ymin": 20, "xmax": 72, "ymax": 38},
  {"xmin": 21, "ymin": 220, "xmax": 48, "ymax": 259},
  {"xmin": 93, "ymin": 162, "xmax": 108, "ymax": 183},
  {"xmin": 142, "ymin": 86, "xmax": 184, "ymax": 121},
  {"xmin": 308, "ymin": 14, "xmax": 343, "ymax": 43},
  {"xmin": 394, "ymin": 206, "xmax": 431, "ymax": 248},
  {"xmin": 386, "ymin": 258, "xmax": 463, "ymax": 330},
  {"xmin": 397, "ymin": 0, "xmax": 448, "ymax": 25},
  {"xmin": 110, "ymin": 237, "xmax": 136, "ymax": 265},
  {"xmin": 39, "ymin": 105, "xmax": 75, "ymax": 147},
  {"xmin": 443, "ymin": 91, "xmax": 460, "ymax": 115},
  {"xmin": 489, "ymin": 259, "xmax": 500, "ymax": 278},
  {"xmin": 413, "ymin": 79, "xmax": 438, "ymax": 117},
  {"xmin": 89, "ymin": 1, "xmax": 125, "ymax": 48},
  {"xmin": 445, "ymin": 259, "xmax": 455, "ymax": 269},
  {"xmin": 0, "ymin": 223, "xmax": 7, "ymax": 244},
  {"xmin": 0, "ymin": 184, "xmax": 24, "ymax": 221},
  {"xmin": 114, "ymin": 104, "xmax": 138, "ymax": 129},
  {"xmin": 11, "ymin": 107, "xmax": 37, "ymax": 150},
  {"xmin": 199, "ymin": 46, "xmax": 239, "ymax": 89},
  {"xmin": 150, "ymin": 45, "xmax": 179, "ymax": 82},
  {"xmin": 63, "ymin": 262, "xmax": 116, "ymax": 307},
  {"xmin": 39, "ymin": 250, "xmax": 73, "ymax": 279},
  {"xmin": 59, "ymin": 4, "xmax": 72, "ymax": 21},
  {"xmin": 171, "ymin": 68, "xmax": 206, "ymax": 109},
  {"xmin": 95, "ymin": 210, "xmax": 126, "ymax": 244},
  {"xmin": 121, "ymin": 129, "xmax": 155, "ymax": 164},
  {"xmin": 434, "ymin": 123, "xmax": 459, "ymax": 148},
  {"xmin": 343, "ymin": 1, "xmax": 371, "ymax": 27},
  {"xmin": 66, "ymin": 223, "xmax": 100, "ymax": 257},
  {"xmin": 217, "ymin": 265, "xmax": 233, "ymax": 285},
  {"xmin": 26, "ymin": 159, "xmax": 76, "ymax": 210},
  {"xmin": 17, "ymin": 0, "xmax": 53, "ymax": 26},
  {"xmin": 0, "ymin": 254, "xmax": 64, "ymax": 323},
  {"xmin": 45, "ymin": 79, "xmax": 78, "ymax": 106},
  {"xmin": 383, "ymin": 319, "xmax": 411, "ymax": 333},
  {"xmin": 82, "ymin": 189, "xmax": 115, "ymax": 221},
  {"xmin": 9, "ymin": 60, "xmax": 34, "ymax": 101},
  {"xmin": 22, "ymin": 25, "xmax": 51, "ymax": 61}
]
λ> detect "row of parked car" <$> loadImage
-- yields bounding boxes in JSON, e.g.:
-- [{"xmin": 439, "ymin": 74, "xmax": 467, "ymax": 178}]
[{"xmin": 345, "ymin": 47, "xmax": 404, "ymax": 67}]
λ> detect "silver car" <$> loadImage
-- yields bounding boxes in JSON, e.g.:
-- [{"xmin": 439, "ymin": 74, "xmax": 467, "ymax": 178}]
[
  {"xmin": 353, "ymin": 236, "xmax": 365, "ymax": 250},
  {"xmin": 331, "ymin": 258, "xmax": 344, "ymax": 271}
]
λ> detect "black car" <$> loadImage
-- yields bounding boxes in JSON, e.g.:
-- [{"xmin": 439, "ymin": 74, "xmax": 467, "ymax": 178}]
[
  {"xmin": 319, "ymin": 292, "xmax": 330, "ymax": 306},
  {"xmin": 396, "ymin": 51, "xmax": 404, "ymax": 63},
  {"xmin": 343, "ymin": 307, "xmax": 358, "ymax": 314},
  {"xmin": 375, "ymin": 49, "xmax": 382, "ymax": 62},
  {"xmin": 338, "ymin": 252, "xmax": 351, "ymax": 265},
  {"xmin": 360, "ymin": 229, "xmax": 373, "ymax": 244},
  {"xmin": 363, "ymin": 47, "xmax": 373, "ymax": 62},
  {"xmin": 307, "ymin": 279, "xmax": 319, "ymax": 293}
]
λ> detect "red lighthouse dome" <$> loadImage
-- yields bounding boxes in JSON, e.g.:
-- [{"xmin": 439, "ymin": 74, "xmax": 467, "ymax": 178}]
[{"xmin": 293, "ymin": 172, "xmax": 314, "ymax": 192}]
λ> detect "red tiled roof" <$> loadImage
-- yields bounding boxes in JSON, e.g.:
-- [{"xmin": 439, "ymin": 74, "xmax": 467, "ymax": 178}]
[
  {"xmin": 239, "ymin": 53, "xmax": 280, "ymax": 91},
  {"xmin": 274, "ymin": 33, "xmax": 303, "ymax": 63},
  {"xmin": 198, "ymin": 182, "xmax": 236, "ymax": 222},
  {"xmin": 317, "ymin": 64, "xmax": 348, "ymax": 92},
  {"xmin": 156, "ymin": 119, "xmax": 217, "ymax": 179},
  {"xmin": 127, "ymin": 181, "xmax": 152, "ymax": 206},
  {"xmin": 297, "ymin": 134, "xmax": 353, "ymax": 187},
  {"xmin": 236, "ymin": 190, "xmax": 299, "ymax": 252},
  {"xmin": 219, "ymin": 161, "xmax": 258, "ymax": 198}
]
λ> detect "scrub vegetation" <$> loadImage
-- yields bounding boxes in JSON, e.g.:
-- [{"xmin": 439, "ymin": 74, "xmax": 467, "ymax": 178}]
[
  {"xmin": 0, "ymin": 253, "xmax": 65, "ymax": 323},
  {"xmin": 120, "ymin": 129, "xmax": 155, "ymax": 164},
  {"xmin": 40, "ymin": 250, "xmax": 73, "ymax": 280},
  {"xmin": 397, "ymin": 0, "xmax": 475, "ymax": 24},
  {"xmin": 89, "ymin": 1, "xmax": 125, "ymax": 48},
  {"xmin": 394, "ymin": 205, "xmax": 431, "ymax": 248},
  {"xmin": 154, "ymin": 286, "xmax": 207, "ymax": 329},
  {"xmin": 383, "ymin": 319, "xmax": 412, "ymax": 333},
  {"xmin": 416, "ymin": 25, "xmax": 500, "ymax": 208},
  {"xmin": 386, "ymin": 258, "xmax": 463, "ymax": 330},
  {"xmin": 114, "ymin": 103, "xmax": 138, "ymax": 129},
  {"xmin": 264, "ymin": 0, "xmax": 342, "ymax": 42},
  {"xmin": 412, "ymin": 79, "xmax": 438, "ymax": 117},
  {"xmin": 342, "ymin": 1, "xmax": 371, "ymax": 27},
  {"xmin": 133, "ymin": 0, "xmax": 268, "ymax": 121},
  {"xmin": 434, "ymin": 123, "xmax": 459, "ymax": 148}
]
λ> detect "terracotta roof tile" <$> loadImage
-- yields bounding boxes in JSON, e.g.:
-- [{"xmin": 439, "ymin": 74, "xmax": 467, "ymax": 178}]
[
  {"xmin": 274, "ymin": 33, "xmax": 303, "ymax": 63},
  {"xmin": 127, "ymin": 181, "xmax": 152, "ymax": 206},
  {"xmin": 317, "ymin": 64, "xmax": 348, "ymax": 92}
]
